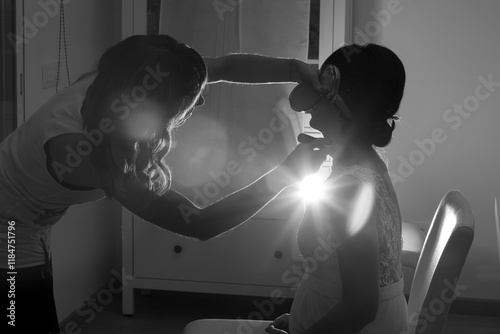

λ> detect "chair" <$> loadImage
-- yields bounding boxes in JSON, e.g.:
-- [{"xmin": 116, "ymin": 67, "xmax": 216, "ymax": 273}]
[
  {"xmin": 402, "ymin": 222, "xmax": 428, "ymax": 296},
  {"xmin": 406, "ymin": 190, "xmax": 475, "ymax": 334}
]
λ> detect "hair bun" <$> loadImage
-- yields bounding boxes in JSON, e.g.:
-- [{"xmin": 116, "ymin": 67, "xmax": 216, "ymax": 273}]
[{"xmin": 371, "ymin": 118, "xmax": 396, "ymax": 147}]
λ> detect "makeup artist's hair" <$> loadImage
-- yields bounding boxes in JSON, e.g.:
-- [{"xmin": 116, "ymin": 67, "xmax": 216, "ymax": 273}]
[
  {"xmin": 81, "ymin": 34, "xmax": 207, "ymax": 201},
  {"xmin": 322, "ymin": 43, "xmax": 406, "ymax": 147}
]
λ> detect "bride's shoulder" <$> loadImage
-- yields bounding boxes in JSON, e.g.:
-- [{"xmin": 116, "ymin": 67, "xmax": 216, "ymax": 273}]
[{"xmin": 329, "ymin": 163, "xmax": 378, "ymax": 182}]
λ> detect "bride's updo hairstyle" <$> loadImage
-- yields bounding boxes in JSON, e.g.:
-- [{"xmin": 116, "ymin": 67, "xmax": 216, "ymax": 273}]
[{"xmin": 322, "ymin": 43, "xmax": 406, "ymax": 147}]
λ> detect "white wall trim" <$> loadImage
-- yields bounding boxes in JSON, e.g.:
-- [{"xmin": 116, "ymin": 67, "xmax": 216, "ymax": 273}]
[
  {"xmin": 16, "ymin": 0, "xmax": 25, "ymax": 124},
  {"xmin": 122, "ymin": 0, "xmax": 147, "ymax": 39},
  {"xmin": 319, "ymin": 0, "xmax": 353, "ymax": 66}
]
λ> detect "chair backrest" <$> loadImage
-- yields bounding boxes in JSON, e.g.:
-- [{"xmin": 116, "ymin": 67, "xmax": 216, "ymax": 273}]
[{"xmin": 407, "ymin": 190, "xmax": 475, "ymax": 334}]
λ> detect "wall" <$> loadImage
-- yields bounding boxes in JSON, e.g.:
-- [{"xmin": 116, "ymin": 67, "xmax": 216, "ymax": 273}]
[
  {"xmin": 351, "ymin": 0, "xmax": 500, "ymax": 300},
  {"xmin": 22, "ymin": 0, "xmax": 122, "ymax": 322}
]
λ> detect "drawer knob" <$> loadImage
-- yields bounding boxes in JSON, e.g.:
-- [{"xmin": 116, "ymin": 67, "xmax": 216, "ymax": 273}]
[
  {"xmin": 274, "ymin": 250, "xmax": 283, "ymax": 259},
  {"xmin": 174, "ymin": 245, "xmax": 183, "ymax": 253}
]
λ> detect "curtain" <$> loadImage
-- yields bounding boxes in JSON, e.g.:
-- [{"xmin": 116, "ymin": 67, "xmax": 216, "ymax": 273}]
[
  {"xmin": 159, "ymin": 0, "xmax": 310, "ymax": 204},
  {"xmin": 0, "ymin": 0, "xmax": 17, "ymax": 141}
]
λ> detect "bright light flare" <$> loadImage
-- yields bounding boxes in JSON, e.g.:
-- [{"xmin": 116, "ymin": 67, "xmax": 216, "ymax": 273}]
[
  {"xmin": 299, "ymin": 174, "xmax": 325, "ymax": 202},
  {"xmin": 123, "ymin": 101, "xmax": 165, "ymax": 141},
  {"xmin": 125, "ymin": 110, "xmax": 163, "ymax": 140},
  {"xmin": 347, "ymin": 182, "xmax": 375, "ymax": 237}
]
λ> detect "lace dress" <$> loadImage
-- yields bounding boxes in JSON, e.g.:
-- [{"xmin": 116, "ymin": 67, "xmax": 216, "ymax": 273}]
[{"xmin": 288, "ymin": 165, "xmax": 409, "ymax": 334}]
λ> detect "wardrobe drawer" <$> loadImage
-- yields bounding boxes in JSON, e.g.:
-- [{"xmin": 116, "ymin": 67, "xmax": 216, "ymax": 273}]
[{"xmin": 133, "ymin": 216, "xmax": 296, "ymax": 287}]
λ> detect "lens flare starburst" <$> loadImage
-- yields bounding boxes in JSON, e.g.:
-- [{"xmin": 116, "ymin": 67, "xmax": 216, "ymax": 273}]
[
  {"xmin": 299, "ymin": 174, "xmax": 326, "ymax": 202},
  {"xmin": 297, "ymin": 173, "xmax": 376, "ymax": 239}
]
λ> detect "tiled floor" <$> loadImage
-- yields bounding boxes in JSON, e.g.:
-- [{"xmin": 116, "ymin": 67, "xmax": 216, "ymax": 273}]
[{"xmin": 71, "ymin": 290, "xmax": 500, "ymax": 334}]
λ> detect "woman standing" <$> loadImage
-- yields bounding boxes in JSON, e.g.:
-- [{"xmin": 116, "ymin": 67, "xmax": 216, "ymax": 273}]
[{"xmin": 0, "ymin": 34, "xmax": 329, "ymax": 333}]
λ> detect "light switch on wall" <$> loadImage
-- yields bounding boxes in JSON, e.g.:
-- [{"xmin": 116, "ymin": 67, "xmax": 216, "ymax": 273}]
[{"xmin": 42, "ymin": 61, "xmax": 58, "ymax": 89}]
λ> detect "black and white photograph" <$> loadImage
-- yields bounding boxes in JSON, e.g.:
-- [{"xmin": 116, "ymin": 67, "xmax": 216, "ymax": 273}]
[{"xmin": 1, "ymin": 0, "xmax": 499, "ymax": 333}]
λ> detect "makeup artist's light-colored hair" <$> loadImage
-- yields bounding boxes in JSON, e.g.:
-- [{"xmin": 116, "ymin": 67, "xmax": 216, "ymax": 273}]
[{"xmin": 81, "ymin": 34, "xmax": 207, "ymax": 202}]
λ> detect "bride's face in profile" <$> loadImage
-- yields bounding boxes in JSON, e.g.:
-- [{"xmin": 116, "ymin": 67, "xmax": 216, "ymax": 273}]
[{"xmin": 308, "ymin": 98, "xmax": 347, "ymax": 141}]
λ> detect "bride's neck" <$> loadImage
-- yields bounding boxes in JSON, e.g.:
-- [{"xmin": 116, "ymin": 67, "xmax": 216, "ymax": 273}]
[{"xmin": 329, "ymin": 141, "xmax": 382, "ymax": 170}]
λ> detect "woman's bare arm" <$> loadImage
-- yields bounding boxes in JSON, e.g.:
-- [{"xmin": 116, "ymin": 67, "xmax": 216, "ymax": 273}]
[
  {"xmin": 46, "ymin": 135, "xmax": 321, "ymax": 241},
  {"xmin": 113, "ymin": 164, "xmax": 295, "ymax": 241},
  {"xmin": 113, "ymin": 138, "xmax": 329, "ymax": 240},
  {"xmin": 205, "ymin": 55, "xmax": 324, "ymax": 90}
]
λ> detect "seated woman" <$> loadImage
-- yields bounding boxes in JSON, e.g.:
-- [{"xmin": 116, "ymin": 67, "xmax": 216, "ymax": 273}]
[{"xmin": 267, "ymin": 43, "xmax": 408, "ymax": 334}]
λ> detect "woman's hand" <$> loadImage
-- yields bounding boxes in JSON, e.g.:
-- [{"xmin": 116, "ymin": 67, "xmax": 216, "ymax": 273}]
[
  {"xmin": 291, "ymin": 59, "xmax": 327, "ymax": 92},
  {"xmin": 265, "ymin": 313, "xmax": 290, "ymax": 334},
  {"xmin": 279, "ymin": 135, "xmax": 331, "ymax": 181}
]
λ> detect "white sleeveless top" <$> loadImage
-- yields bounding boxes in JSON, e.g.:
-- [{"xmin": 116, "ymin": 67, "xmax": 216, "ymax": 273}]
[{"xmin": 0, "ymin": 74, "xmax": 106, "ymax": 268}]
